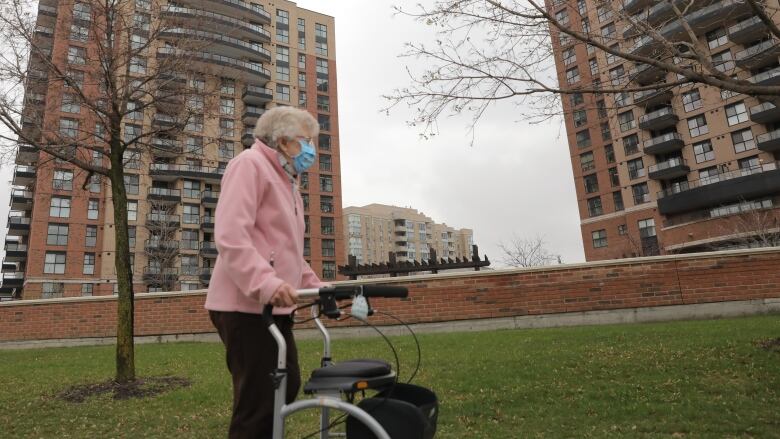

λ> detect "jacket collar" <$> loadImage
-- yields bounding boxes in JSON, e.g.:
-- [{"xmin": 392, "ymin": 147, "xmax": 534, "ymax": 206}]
[{"xmin": 252, "ymin": 139, "xmax": 296, "ymax": 181}]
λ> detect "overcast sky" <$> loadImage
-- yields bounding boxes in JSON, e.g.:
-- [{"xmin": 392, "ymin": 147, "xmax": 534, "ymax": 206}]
[{"xmin": 0, "ymin": 0, "xmax": 586, "ymax": 265}]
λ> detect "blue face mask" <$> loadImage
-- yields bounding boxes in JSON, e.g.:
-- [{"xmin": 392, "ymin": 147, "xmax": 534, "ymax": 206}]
[{"xmin": 292, "ymin": 139, "xmax": 316, "ymax": 173}]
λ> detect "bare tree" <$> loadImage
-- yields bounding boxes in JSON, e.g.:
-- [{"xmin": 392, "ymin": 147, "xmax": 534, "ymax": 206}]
[
  {"xmin": 0, "ymin": 0, "xmax": 236, "ymax": 382},
  {"xmin": 708, "ymin": 203, "xmax": 780, "ymax": 249},
  {"xmin": 385, "ymin": 0, "xmax": 780, "ymax": 135},
  {"xmin": 498, "ymin": 234, "xmax": 559, "ymax": 267}
]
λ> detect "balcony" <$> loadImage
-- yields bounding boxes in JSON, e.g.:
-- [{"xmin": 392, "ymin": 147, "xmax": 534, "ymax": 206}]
[
  {"xmin": 748, "ymin": 65, "xmax": 780, "ymax": 86},
  {"xmin": 648, "ymin": 157, "xmax": 690, "ymax": 180},
  {"xmin": 4, "ymin": 241, "xmax": 28, "ymax": 262},
  {"xmin": 242, "ymin": 85, "xmax": 273, "ymax": 105},
  {"xmin": 199, "ymin": 267, "xmax": 213, "ymax": 284},
  {"xmin": 643, "ymin": 132, "xmax": 685, "ymax": 155},
  {"xmin": 16, "ymin": 144, "xmax": 38, "ymax": 164},
  {"xmin": 150, "ymin": 163, "xmax": 224, "ymax": 183},
  {"xmin": 152, "ymin": 113, "xmax": 178, "ymax": 129},
  {"xmin": 242, "ymin": 129, "xmax": 255, "ymax": 147},
  {"xmin": 242, "ymin": 105, "xmax": 265, "ymax": 124},
  {"xmin": 630, "ymin": 63, "xmax": 666, "ymax": 85},
  {"xmin": 735, "ymin": 39, "xmax": 780, "ymax": 69},
  {"xmin": 157, "ymin": 48, "xmax": 271, "ymax": 86},
  {"xmin": 145, "ymin": 213, "xmax": 181, "ymax": 228},
  {"xmin": 142, "ymin": 267, "xmax": 179, "ymax": 283},
  {"xmin": 200, "ymin": 241, "xmax": 218, "ymax": 258},
  {"xmin": 7, "ymin": 216, "xmax": 31, "ymax": 236},
  {"xmin": 144, "ymin": 239, "xmax": 180, "ymax": 253},
  {"xmin": 160, "ymin": 6, "xmax": 271, "ymax": 42},
  {"xmin": 157, "ymin": 73, "xmax": 187, "ymax": 90},
  {"xmin": 756, "ymin": 129, "xmax": 780, "ymax": 153},
  {"xmin": 151, "ymin": 137, "xmax": 183, "ymax": 157},
  {"xmin": 623, "ymin": 0, "xmax": 654, "ymax": 15},
  {"xmin": 2, "ymin": 272, "xmax": 25, "ymax": 288},
  {"xmin": 38, "ymin": 4, "xmax": 57, "ymax": 17},
  {"xmin": 175, "ymin": 0, "xmax": 271, "ymax": 24},
  {"xmin": 154, "ymin": 92, "xmax": 185, "ymax": 114},
  {"xmin": 633, "ymin": 88, "xmax": 673, "ymax": 107},
  {"xmin": 200, "ymin": 216, "xmax": 215, "ymax": 231},
  {"xmin": 684, "ymin": 0, "xmax": 750, "ymax": 35},
  {"xmin": 159, "ymin": 28, "xmax": 271, "ymax": 63},
  {"xmin": 728, "ymin": 16, "xmax": 769, "ymax": 45},
  {"xmin": 657, "ymin": 162, "xmax": 780, "ymax": 215},
  {"xmin": 0, "ymin": 286, "xmax": 17, "ymax": 299},
  {"xmin": 750, "ymin": 102, "xmax": 780, "ymax": 124},
  {"xmin": 34, "ymin": 25, "xmax": 53, "ymax": 38},
  {"xmin": 148, "ymin": 187, "xmax": 181, "ymax": 203},
  {"xmin": 201, "ymin": 191, "xmax": 219, "ymax": 208},
  {"xmin": 639, "ymin": 107, "xmax": 678, "ymax": 131},
  {"xmin": 12, "ymin": 165, "xmax": 36, "ymax": 186},
  {"xmin": 10, "ymin": 189, "xmax": 33, "ymax": 211}
]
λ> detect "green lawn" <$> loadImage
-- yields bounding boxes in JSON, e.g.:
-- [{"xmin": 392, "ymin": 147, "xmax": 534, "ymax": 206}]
[{"xmin": 1, "ymin": 315, "xmax": 779, "ymax": 438}]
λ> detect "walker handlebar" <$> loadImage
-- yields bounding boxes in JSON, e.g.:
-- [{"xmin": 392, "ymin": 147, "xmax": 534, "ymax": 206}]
[{"xmin": 262, "ymin": 285, "xmax": 408, "ymax": 326}]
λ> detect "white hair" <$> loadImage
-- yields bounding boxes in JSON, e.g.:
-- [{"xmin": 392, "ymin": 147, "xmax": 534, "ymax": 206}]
[{"xmin": 253, "ymin": 106, "xmax": 319, "ymax": 148}]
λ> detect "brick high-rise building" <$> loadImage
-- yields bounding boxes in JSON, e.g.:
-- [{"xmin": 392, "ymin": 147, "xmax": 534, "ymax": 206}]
[
  {"xmin": 1, "ymin": 0, "xmax": 343, "ymax": 299},
  {"xmin": 549, "ymin": 0, "xmax": 780, "ymax": 261},
  {"xmin": 343, "ymin": 204, "xmax": 475, "ymax": 265}
]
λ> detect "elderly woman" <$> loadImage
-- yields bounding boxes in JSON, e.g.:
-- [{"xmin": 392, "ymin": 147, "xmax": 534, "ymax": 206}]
[{"xmin": 206, "ymin": 106, "xmax": 326, "ymax": 438}]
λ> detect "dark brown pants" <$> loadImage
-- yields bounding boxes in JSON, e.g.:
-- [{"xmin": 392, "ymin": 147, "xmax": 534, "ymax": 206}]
[{"xmin": 210, "ymin": 311, "xmax": 301, "ymax": 439}]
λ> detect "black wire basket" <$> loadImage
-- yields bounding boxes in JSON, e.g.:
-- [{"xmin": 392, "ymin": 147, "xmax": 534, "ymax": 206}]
[{"xmin": 346, "ymin": 383, "xmax": 438, "ymax": 439}]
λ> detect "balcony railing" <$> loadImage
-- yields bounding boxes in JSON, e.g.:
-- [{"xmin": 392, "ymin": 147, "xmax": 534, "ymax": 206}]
[
  {"xmin": 161, "ymin": 6, "xmax": 270, "ymax": 40},
  {"xmin": 658, "ymin": 162, "xmax": 779, "ymax": 198},
  {"xmin": 649, "ymin": 157, "xmax": 687, "ymax": 173},
  {"xmin": 148, "ymin": 187, "xmax": 181, "ymax": 198},
  {"xmin": 7, "ymin": 216, "xmax": 31, "ymax": 226}
]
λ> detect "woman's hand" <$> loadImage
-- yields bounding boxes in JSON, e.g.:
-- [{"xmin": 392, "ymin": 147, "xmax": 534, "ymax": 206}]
[{"xmin": 270, "ymin": 283, "xmax": 298, "ymax": 307}]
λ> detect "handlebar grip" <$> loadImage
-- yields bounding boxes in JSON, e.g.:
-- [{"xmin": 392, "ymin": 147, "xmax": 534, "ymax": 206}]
[
  {"xmin": 362, "ymin": 285, "xmax": 408, "ymax": 298},
  {"xmin": 262, "ymin": 304, "xmax": 275, "ymax": 327}
]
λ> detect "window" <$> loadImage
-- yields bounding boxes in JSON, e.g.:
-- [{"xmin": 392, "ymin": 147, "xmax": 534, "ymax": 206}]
[
  {"xmin": 577, "ymin": 0, "xmax": 586, "ymax": 14},
  {"xmin": 319, "ymin": 154, "xmax": 332, "ymax": 172},
  {"xmin": 42, "ymin": 283, "xmax": 64, "ymax": 299},
  {"xmin": 738, "ymin": 156, "xmax": 761, "ymax": 175},
  {"xmin": 605, "ymin": 44, "xmax": 618, "ymax": 64},
  {"xmin": 321, "ymin": 217, "xmax": 335, "ymax": 235},
  {"xmin": 587, "ymin": 197, "xmax": 603, "ymax": 217},
  {"xmin": 186, "ymin": 115, "xmax": 203, "ymax": 132},
  {"xmin": 304, "ymin": 215, "xmax": 310, "ymax": 234},
  {"xmin": 571, "ymin": 93, "xmax": 584, "ymax": 107},
  {"xmin": 315, "ymin": 23, "xmax": 328, "ymax": 39},
  {"xmin": 613, "ymin": 191, "xmax": 625, "ymax": 211},
  {"xmin": 277, "ymin": 84, "xmax": 290, "ymax": 102},
  {"xmin": 219, "ymin": 141, "xmax": 234, "ymax": 159},
  {"xmin": 315, "ymin": 41, "xmax": 328, "ymax": 56},
  {"xmin": 566, "ymin": 67, "xmax": 580, "ymax": 84},
  {"xmin": 597, "ymin": 100, "xmax": 607, "ymax": 118},
  {"xmin": 86, "ymin": 225, "xmax": 97, "ymax": 247},
  {"xmin": 183, "ymin": 180, "xmax": 200, "ymax": 198},
  {"xmin": 316, "ymin": 77, "xmax": 329, "ymax": 93},
  {"xmin": 317, "ymin": 95, "xmax": 330, "ymax": 112},
  {"xmin": 315, "ymin": 58, "xmax": 329, "ymax": 76},
  {"xmin": 699, "ymin": 166, "xmax": 721, "ymax": 185},
  {"xmin": 706, "ymin": 28, "xmax": 728, "ymax": 49},
  {"xmin": 682, "ymin": 89, "xmax": 702, "ymax": 112},
  {"xmin": 87, "ymin": 199, "xmax": 99, "ymax": 220},
  {"xmin": 693, "ymin": 140, "xmax": 715, "ymax": 163},
  {"xmin": 614, "ymin": 91, "xmax": 630, "ymax": 107},
  {"xmin": 299, "ymin": 91, "xmax": 307, "ymax": 107},
  {"xmin": 133, "ymin": 12, "xmax": 149, "ymax": 31},
  {"xmin": 65, "ymin": 69, "xmax": 84, "ymax": 89},
  {"xmin": 59, "ymin": 118, "xmax": 78, "ymax": 138},
  {"xmin": 276, "ymin": 9, "xmax": 289, "ymax": 24},
  {"xmin": 597, "ymin": 5, "xmax": 613, "ymax": 23},
  {"xmin": 604, "ymin": 144, "xmax": 615, "ymax": 163},
  {"xmin": 298, "ymin": 72, "xmax": 307, "ymax": 88},
  {"xmin": 300, "ymin": 172, "xmax": 309, "ymax": 190},
  {"xmin": 322, "ymin": 239, "xmax": 336, "ymax": 257},
  {"xmin": 725, "ymin": 102, "xmax": 748, "ymax": 126},
  {"xmin": 81, "ymin": 284, "xmax": 94, "ymax": 297},
  {"xmin": 44, "ymin": 252, "xmax": 67, "ymax": 274},
  {"xmin": 584, "ymin": 174, "xmax": 599, "ymax": 193},
  {"xmin": 555, "ymin": 9, "xmax": 569, "ymax": 26},
  {"xmin": 712, "ymin": 50, "xmax": 734, "ymax": 73},
  {"xmin": 318, "ymin": 134, "xmax": 331, "ymax": 150},
  {"xmin": 124, "ymin": 174, "xmax": 139, "ymax": 195},
  {"xmin": 688, "ymin": 115, "xmax": 709, "ymax": 137},
  {"xmin": 322, "ymin": 262, "xmax": 336, "ymax": 280},
  {"xmin": 220, "ymin": 98, "xmax": 235, "ymax": 116},
  {"xmin": 183, "ymin": 204, "xmax": 199, "ymax": 224},
  {"xmin": 618, "ymin": 224, "xmax": 627, "ymax": 235},
  {"xmin": 623, "ymin": 134, "xmax": 639, "ymax": 156},
  {"xmin": 182, "ymin": 229, "xmax": 198, "ymax": 250},
  {"xmin": 220, "ymin": 78, "xmax": 235, "ymax": 95},
  {"xmin": 601, "ymin": 122, "xmax": 611, "ymax": 141},
  {"xmin": 618, "ymin": 110, "xmax": 636, "ymax": 132},
  {"xmin": 123, "ymin": 149, "xmax": 140, "ymax": 169},
  {"xmin": 299, "ymin": 53, "xmax": 306, "ymax": 70},
  {"xmin": 127, "ymin": 201, "xmax": 138, "ymax": 221},
  {"xmin": 318, "ymin": 114, "xmax": 330, "ymax": 131},
  {"xmin": 600, "ymin": 23, "xmax": 616, "ymax": 40},
  {"xmin": 303, "ymin": 238, "xmax": 311, "ymax": 257},
  {"xmin": 128, "ymin": 226, "xmax": 136, "ymax": 248},
  {"xmin": 47, "ymin": 224, "xmax": 69, "ymax": 246},
  {"xmin": 129, "ymin": 56, "xmax": 146, "ymax": 74},
  {"xmin": 563, "ymin": 48, "xmax": 576, "ymax": 66},
  {"xmin": 276, "ymin": 27, "xmax": 289, "ymax": 43},
  {"xmin": 130, "ymin": 34, "xmax": 147, "ymax": 50},
  {"xmin": 638, "ymin": 218, "xmax": 656, "ymax": 238},
  {"xmin": 632, "ymin": 182, "xmax": 650, "ymax": 204},
  {"xmin": 127, "ymin": 101, "xmax": 143, "ymax": 120},
  {"xmin": 83, "ymin": 253, "xmax": 96, "ymax": 275},
  {"xmin": 67, "ymin": 46, "xmax": 86, "ymax": 65},
  {"xmin": 181, "ymin": 256, "xmax": 198, "ymax": 275},
  {"xmin": 73, "ymin": 2, "xmax": 91, "ymax": 20},
  {"xmin": 276, "ymin": 65, "xmax": 290, "ymax": 82},
  {"xmin": 627, "ymin": 158, "xmax": 645, "ymax": 179},
  {"xmin": 732, "ymin": 129, "xmax": 756, "ymax": 153},
  {"xmin": 219, "ymin": 119, "xmax": 234, "ymax": 138},
  {"xmin": 576, "ymin": 129, "xmax": 591, "ymax": 148},
  {"xmin": 573, "ymin": 110, "xmax": 587, "ymax": 128},
  {"xmin": 61, "ymin": 94, "xmax": 80, "ymax": 113},
  {"xmin": 580, "ymin": 152, "xmax": 595, "ymax": 172},
  {"xmin": 276, "ymin": 45, "xmax": 290, "ymax": 64},
  {"xmin": 319, "ymin": 175, "xmax": 333, "ymax": 192},
  {"xmin": 53, "ymin": 170, "xmax": 74, "ymax": 191},
  {"xmin": 320, "ymin": 195, "xmax": 333, "ymax": 213},
  {"xmin": 608, "ymin": 167, "xmax": 620, "ymax": 187},
  {"xmin": 589, "ymin": 58, "xmax": 599, "ymax": 76},
  {"xmin": 302, "ymin": 193, "xmax": 309, "ymax": 211},
  {"xmin": 592, "ymin": 230, "xmax": 607, "ymax": 248}
]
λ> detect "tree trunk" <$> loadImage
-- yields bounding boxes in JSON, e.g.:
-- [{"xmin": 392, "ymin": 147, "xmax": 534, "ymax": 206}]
[{"xmin": 109, "ymin": 151, "xmax": 135, "ymax": 383}]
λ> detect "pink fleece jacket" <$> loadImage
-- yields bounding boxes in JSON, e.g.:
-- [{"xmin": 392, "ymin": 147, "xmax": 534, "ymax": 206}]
[{"xmin": 204, "ymin": 140, "xmax": 325, "ymax": 315}]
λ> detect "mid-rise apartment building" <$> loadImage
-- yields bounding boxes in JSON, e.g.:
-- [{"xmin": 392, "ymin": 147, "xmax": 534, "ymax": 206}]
[
  {"xmin": 343, "ymin": 204, "xmax": 475, "ymax": 265},
  {"xmin": 549, "ymin": 0, "xmax": 780, "ymax": 260},
  {"xmin": 1, "ymin": 0, "xmax": 344, "ymax": 299}
]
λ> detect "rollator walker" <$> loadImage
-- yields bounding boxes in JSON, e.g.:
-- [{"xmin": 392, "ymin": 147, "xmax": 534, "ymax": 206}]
[{"xmin": 262, "ymin": 285, "xmax": 438, "ymax": 439}]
